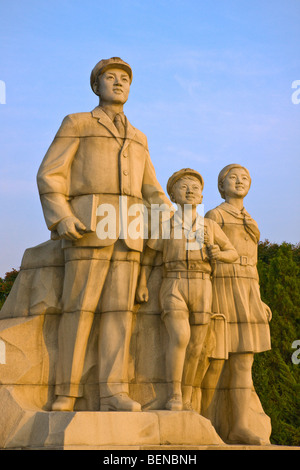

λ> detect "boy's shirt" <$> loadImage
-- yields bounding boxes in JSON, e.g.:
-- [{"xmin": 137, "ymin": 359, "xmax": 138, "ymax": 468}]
[{"xmin": 147, "ymin": 211, "xmax": 236, "ymax": 274}]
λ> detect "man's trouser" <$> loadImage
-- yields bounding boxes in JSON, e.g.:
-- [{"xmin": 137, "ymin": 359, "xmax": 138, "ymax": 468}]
[{"xmin": 54, "ymin": 241, "xmax": 140, "ymax": 399}]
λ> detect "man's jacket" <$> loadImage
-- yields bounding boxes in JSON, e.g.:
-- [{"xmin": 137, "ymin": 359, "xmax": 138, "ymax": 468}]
[{"xmin": 37, "ymin": 106, "xmax": 170, "ymax": 252}]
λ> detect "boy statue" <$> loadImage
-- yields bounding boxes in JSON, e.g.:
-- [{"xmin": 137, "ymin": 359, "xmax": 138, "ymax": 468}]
[{"xmin": 136, "ymin": 168, "xmax": 238, "ymax": 411}]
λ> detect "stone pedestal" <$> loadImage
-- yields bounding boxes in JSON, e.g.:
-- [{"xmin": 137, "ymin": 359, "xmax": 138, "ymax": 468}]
[
  {"xmin": 1, "ymin": 407, "xmax": 224, "ymax": 449},
  {"xmin": 0, "ymin": 241, "xmax": 273, "ymax": 449}
]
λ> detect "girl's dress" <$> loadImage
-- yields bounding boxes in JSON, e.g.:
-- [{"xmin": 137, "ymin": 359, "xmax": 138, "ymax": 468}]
[{"xmin": 205, "ymin": 202, "xmax": 271, "ymax": 353}]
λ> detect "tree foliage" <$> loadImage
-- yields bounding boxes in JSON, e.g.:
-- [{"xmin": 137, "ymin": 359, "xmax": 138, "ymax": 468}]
[
  {"xmin": 0, "ymin": 268, "xmax": 19, "ymax": 309},
  {"xmin": 253, "ymin": 241, "xmax": 300, "ymax": 446}
]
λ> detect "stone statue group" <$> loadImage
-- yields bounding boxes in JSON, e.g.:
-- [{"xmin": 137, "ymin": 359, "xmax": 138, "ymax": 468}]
[{"xmin": 34, "ymin": 57, "xmax": 271, "ymax": 445}]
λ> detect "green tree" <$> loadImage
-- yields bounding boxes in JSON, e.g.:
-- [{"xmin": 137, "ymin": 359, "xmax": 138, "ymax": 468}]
[
  {"xmin": 0, "ymin": 269, "xmax": 19, "ymax": 309},
  {"xmin": 253, "ymin": 241, "xmax": 300, "ymax": 446}
]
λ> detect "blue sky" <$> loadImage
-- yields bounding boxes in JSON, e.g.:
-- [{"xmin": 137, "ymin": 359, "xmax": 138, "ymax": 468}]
[{"xmin": 0, "ymin": 0, "xmax": 299, "ymax": 276}]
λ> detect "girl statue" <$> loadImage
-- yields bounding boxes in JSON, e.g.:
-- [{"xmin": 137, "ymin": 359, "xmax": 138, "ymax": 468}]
[{"xmin": 205, "ymin": 163, "xmax": 271, "ymax": 445}]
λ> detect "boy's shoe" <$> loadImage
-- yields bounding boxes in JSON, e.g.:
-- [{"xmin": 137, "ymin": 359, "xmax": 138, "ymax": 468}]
[
  {"xmin": 165, "ymin": 394, "xmax": 183, "ymax": 411},
  {"xmin": 52, "ymin": 395, "xmax": 76, "ymax": 411},
  {"xmin": 100, "ymin": 393, "xmax": 141, "ymax": 412}
]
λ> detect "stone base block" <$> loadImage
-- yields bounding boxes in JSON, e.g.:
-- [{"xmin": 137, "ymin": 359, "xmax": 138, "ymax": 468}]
[{"xmin": 2, "ymin": 409, "xmax": 224, "ymax": 449}]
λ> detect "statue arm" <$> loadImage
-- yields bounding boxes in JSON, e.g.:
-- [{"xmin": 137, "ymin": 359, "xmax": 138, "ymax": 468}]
[
  {"xmin": 207, "ymin": 220, "xmax": 238, "ymax": 263},
  {"xmin": 37, "ymin": 115, "xmax": 84, "ymax": 237},
  {"xmin": 141, "ymin": 143, "xmax": 172, "ymax": 208},
  {"xmin": 136, "ymin": 246, "xmax": 158, "ymax": 303}
]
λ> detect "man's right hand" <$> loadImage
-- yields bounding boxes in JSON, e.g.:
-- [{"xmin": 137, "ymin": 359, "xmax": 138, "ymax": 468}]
[
  {"xmin": 56, "ymin": 216, "xmax": 87, "ymax": 240},
  {"xmin": 135, "ymin": 285, "xmax": 149, "ymax": 303}
]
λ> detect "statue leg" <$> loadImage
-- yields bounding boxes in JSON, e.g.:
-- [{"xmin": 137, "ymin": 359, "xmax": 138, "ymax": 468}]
[
  {"xmin": 163, "ymin": 310, "xmax": 190, "ymax": 411},
  {"xmin": 181, "ymin": 279, "xmax": 212, "ymax": 410},
  {"xmin": 98, "ymin": 310, "xmax": 141, "ymax": 411},
  {"xmin": 52, "ymin": 247, "xmax": 112, "ymax": 411},
  {"xmin": 227, "ymin": 352, "xmax": 264, "ymax": 444},
  {"xmin": 98, "ymin": 247, "xmax": 142, "ymax": 411},
  {"xmin": 182, "ymin": 323, "xmax": 209, "ymax": 410},
  {"xmin": 201, "ymin": 358, "xmax": 225, "ymax": 417}
]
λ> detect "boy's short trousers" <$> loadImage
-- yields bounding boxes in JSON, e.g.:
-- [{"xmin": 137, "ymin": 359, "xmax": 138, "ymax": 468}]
[{"xmin": 160, "ymin": 273, "xmax": 212, "ymax": 325}]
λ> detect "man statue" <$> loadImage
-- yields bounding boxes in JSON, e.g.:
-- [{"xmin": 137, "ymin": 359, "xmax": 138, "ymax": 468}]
[{"xmin": 37, "ymin": 57, "xmax": 170, "ymax": 411}]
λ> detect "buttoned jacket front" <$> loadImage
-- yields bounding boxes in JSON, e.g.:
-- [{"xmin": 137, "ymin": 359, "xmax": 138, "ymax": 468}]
[
  {"xmin": 147, "ymin": 212, "xmax": 237, "ymax": 273},
  {"xmin": 37, "ymin": 106, "xmax": 170, "ymax": 251}
]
